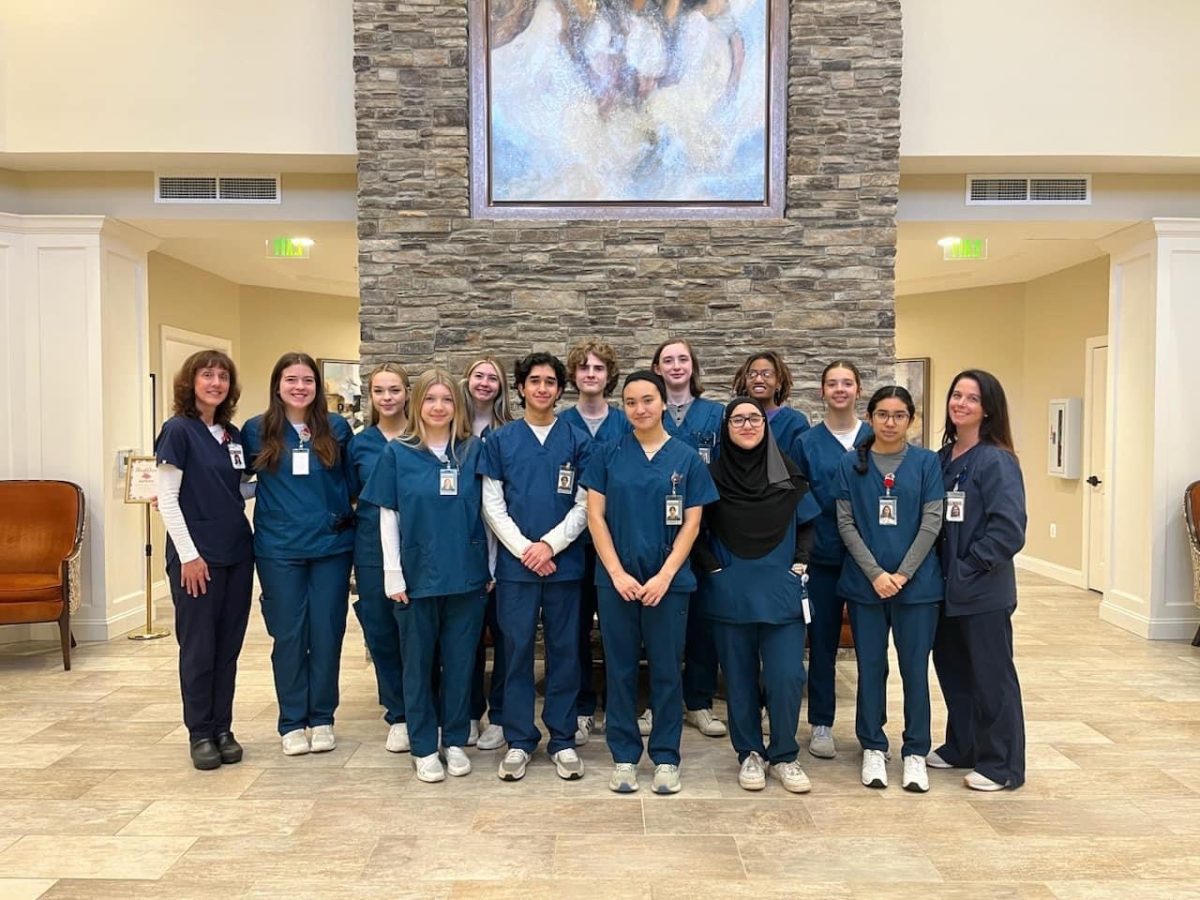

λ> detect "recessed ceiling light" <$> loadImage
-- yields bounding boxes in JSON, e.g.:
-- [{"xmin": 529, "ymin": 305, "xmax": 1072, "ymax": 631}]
[{"xmin": 937, "ymin": 236, "xmax": 961, "ymax": 248}]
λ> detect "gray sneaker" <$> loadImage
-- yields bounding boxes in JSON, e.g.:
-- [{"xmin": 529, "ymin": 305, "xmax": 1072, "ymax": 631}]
[
  {"xmin": 498, "ymin": 747, "xmax": 529, "ymax": 782},
  {"xmin": 652, "ymin": 763, "xmax": 682, "ymax": 794},
  {"xmin": 551, "ymin": 748, "xmax": 585, "ymax": 780},
  {"xmin": 609, "ymin": 763, "xmax": 639, "ymax": 793},
  {"xmin": 808, "ymin": 725, "xmax": 836, "ymax": 759}
]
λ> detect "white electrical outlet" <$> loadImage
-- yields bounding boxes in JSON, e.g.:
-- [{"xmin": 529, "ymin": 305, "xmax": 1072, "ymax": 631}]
[{"xmin": 1049, "ymin": 523, "xmax": 1057, "ymax": 539}]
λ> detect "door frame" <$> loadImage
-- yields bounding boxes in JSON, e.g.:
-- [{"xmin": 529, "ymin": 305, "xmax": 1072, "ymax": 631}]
[{"xmin": 1081, "ymin": 335, "xmax": 1109, "ymax": 593}]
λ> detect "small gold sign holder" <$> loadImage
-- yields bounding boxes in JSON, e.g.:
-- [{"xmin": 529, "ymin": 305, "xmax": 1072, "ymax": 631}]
[{"xmin": 124, "ymin": 455, "xmax": 171, "ymax": 641}]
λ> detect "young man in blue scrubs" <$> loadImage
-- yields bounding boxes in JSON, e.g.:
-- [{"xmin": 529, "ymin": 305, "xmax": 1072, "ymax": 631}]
[
  {"xmin": 480, "ymin": 352, "xmax": 592, "ymax": 782},
  {"xmin": 651, "ymin": 339, "xmax": 727, "ymax": 739},
  {"xmin": 559, "ymin": 339, "xmax": 631, "ymax": 744}
]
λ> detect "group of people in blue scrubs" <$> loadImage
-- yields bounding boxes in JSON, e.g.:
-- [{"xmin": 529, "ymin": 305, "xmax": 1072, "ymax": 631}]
[{"xmin": 155, "ymin": 341, "xmax": 1028, "ymax": 796}]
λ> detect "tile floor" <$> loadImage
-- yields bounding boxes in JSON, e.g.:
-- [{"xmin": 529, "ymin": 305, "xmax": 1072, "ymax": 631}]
[{"xmin": 0, "ymin": 572, "xmax": 1198, "ymax": 899}]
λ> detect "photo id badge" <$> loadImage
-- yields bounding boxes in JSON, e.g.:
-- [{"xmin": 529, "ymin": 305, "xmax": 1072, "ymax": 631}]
[
  {"xmin": 665, "ymin": 494, "xmax": 684, "ymax": 526},
  {"xmin": 698, "ymin": 446, "xmax": 711, "ymax": 464},
  {"xmin": 556, "ymin": 464, "xmax": 575, "ymax": 495},
  {"xmin": 878, "ymin": 496, "xmax": 897, "ymax": 526},
  {"xmin": 291, "ymin": 449, "xmax": 310, "ymax": 476},
  {"xmin": 228, "ymin": 443, "xmax": 246, "ymax": 470},
  {"xmin": 946, "ymin": 491, "xmax": 966, "ymax": 523},
  {"xmin": 801, "ymin": 591, "xmax": 812, "ymax": 625},
  {"xmin": 439, "ymin": 467, "xmax": 459, "ymax": 496}
]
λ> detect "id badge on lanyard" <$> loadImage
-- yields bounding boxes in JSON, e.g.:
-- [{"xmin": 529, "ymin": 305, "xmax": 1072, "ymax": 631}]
[
  {"xmin": 440, "ymin": 466, "xmax": 459, "ymax": 497},
  {"xmin": 292, "ymin": 424, "xmax": 312, "ymax": 476},
  {"xmin": 879, "ymin": 471, "xmax": 897, "ymax": 526},
  {"xmin": 228, "ymin": 443, "xmax": 246, "ymax": 471},
  {"xmin": 665, "ymin": 472, "xmax": 684, "ymax": 526},
  {"xmin": 697, "ymin": 432, "xmax": 715, "ymax": 464},
  {"xmin": 946, "ymin": 474, "xmax": 966, "ymax": 523},
  {"xmin": 557, "ymin": 462, "xmax": 575, "ymax": 495}
]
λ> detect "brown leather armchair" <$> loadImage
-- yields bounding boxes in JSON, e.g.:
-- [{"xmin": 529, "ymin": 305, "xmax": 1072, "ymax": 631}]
[
  {"xmin": 1186, "ymin": 480, "xmax": 1200, "ymax": 647},
  {"xmin": 0, "ymin": 480, "xmax": 86, "ymax": 669}
]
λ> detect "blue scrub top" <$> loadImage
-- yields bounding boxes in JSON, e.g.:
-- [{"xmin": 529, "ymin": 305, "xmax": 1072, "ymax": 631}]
[
  {"xmin": 359, "ymin": 436, "xmax": 489, "ymax": 600},
  {"xmin": 662, "ymin": 397, "xmax": 724, "ymax": 463},
  {"xmin": 347, "ymin": 425, "xmax": 390, "ymax": 568},
  {"xmin": 478, "ymin": 418, "xmax": 592, "ymax": 583},
  {"xmin": 154, "ymin": 416, "xmax": 253, "ymax": 568},
  {"xmin": 834, "ymin": 445, "xmax": 944, "ymax": 605},
  {"xmin": 938, "ymin": 442, "xmax": 1027, "ymax": 617},
  {"xmin": 795, "ymin": 421, "xmax": 872, "ymax": 567},
  {"xmin": 242, "ymin": 413, "xmax": 355, "ymax": 561},
  {"xmin": 767, "ymin": 405, "xmax": 811, "ymax": 466},
  {"xmin": 559, "ymin": 403, "xmax": 632, "ymax": 446},
  {"xmin": 695, "ymin": 517, "xmax": 808, "ymax": 625},
  {"xmin": 580, "ymin": 433, "xmax": 719, "ymax": 593}
]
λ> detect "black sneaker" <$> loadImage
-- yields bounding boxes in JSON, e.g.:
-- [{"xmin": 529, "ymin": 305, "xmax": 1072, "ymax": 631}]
[
  {"xmin": 190, "ymin": 738, "xmax": 222, "ymax": 770},
  {"xmin": 215, "ymin": 732, "xmax": 244, "ymax": 765}
]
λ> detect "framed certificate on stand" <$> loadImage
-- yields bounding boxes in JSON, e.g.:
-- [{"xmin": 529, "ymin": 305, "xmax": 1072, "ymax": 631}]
[{"xmin": 123, "ymin": 455, "xmax": 169, "ymax": 640}]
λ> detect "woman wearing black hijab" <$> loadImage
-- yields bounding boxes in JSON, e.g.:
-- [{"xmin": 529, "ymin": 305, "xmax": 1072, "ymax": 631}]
[{"xmin": 693, "ymin": 397, "xmax": 821, "ymax": 793}]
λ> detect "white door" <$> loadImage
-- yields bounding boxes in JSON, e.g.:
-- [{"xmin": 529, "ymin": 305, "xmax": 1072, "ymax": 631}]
[
  {"xmin": 1085, "ymin": 341, "xmax": 1108, "ymax": 592},
  {"xmin": 159, "ymin": 326, "xmax": 233, "ymax": 430}
]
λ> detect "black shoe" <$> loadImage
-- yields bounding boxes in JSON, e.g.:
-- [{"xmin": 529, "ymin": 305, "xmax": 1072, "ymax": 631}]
[
  {"xmin": 190, "ymin": 738, "xmax": 222, "ymax": 770},
  {"xmin": 215, "ymin": 732, "xmax": 244, "ymax": 765}
]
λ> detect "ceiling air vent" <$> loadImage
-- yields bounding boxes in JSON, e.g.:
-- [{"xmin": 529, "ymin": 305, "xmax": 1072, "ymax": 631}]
[
  {"xmin": 155, "ymin": 174, "xmax": 281, "ymax": 204},
  {"xmin": 966, "ymin": 175, "xmax": 1090, "ymax": 206}
]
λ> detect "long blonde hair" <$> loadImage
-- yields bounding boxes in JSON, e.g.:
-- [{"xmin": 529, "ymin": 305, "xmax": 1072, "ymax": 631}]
[
  {"xmin": 462, "ymin": 356, "xmax": 514, "ymax": 431},
  {"xmin": 366, "ymin": 362, "xmax": 411, "ymax": 427},
  {"xmin": 402, "ymin": 369, "xmax": 472, "ymax": 457}
]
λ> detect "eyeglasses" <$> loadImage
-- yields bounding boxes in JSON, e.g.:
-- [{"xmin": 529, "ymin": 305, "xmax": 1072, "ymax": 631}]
[
  {"xmin": 746, "ymin": 369, "xmax": 776, "ymax": 381},
  {"xmin": 872, "ymin": 411, "xmax": 911, "ymax": 424},
  {"xmin": 729, "ymin": 414, "xmax": 765, "ymax": 428}
]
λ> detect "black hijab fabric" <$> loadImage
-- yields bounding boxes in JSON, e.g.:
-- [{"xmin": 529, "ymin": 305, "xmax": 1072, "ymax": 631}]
[{"xmin": 707, "ymin": 397, "xmax": 810, "ymax": 559}]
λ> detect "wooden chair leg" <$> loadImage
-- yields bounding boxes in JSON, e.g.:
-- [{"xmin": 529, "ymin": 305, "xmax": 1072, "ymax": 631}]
[{"xmin": 58, "ymin": 605, "xmax": 72, "ymax": 671}]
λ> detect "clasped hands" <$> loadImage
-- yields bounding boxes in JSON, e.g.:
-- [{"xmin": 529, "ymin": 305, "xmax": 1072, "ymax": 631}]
[
  {"xmin": 872, "ymin": 571, "xmax": 909, "ymax": 599},
  {"xmin": 610, "ymin": 570, "xmax": 672, "ymax": 607}
]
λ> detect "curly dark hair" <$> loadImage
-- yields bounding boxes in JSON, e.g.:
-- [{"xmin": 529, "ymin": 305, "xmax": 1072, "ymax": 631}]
[
  {"xmin": 172, "ymin": 350, "xmax": 240, "ymax": 427},
  {"xmin": 513, "ymin": 352, "xmax": 567, "ymax": 408}
]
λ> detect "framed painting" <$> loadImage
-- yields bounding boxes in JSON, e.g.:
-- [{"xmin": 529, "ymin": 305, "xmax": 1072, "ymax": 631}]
[
  {"xmin": 468, "ymin": 0, "xmax": 788, "ymax": 220},
  {"xmin": 319, "ymin": 358, "xmax": 365, "ymax": 432},
  {"xmin": 894, "ymin": 357, "xmax": 931, "ymax": 448}
]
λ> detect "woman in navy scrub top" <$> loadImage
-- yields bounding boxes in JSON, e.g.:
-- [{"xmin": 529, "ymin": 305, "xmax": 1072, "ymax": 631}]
[
  {"xmin": 347, "ymin": 363, "xmax": 410, "ymax": 754},
  {"xmin": 464, "ymin": 355, "xmax": 513, "ymax": 752},
  {"xmin": 730, "ymin": 351, "xmax": 811, "ymax": 465},
  {"xmin": 581, "ymin": 370, "xmax": 719, "ymax": 795},
  {"xmin": 836, "ymin": 386, "xmax": 944, "ymax": 793},
  {"xmin": 793, "ymin": 360, "xmax": 871, "ymax": 759},
  {"xmin": 155, "ymin": 350, "xmax": 254, "ymax": 770},
  {"xmin": 361, "ymin": 369, "xmax": 490, "ymax": 784},
  {"xmin": 242, "ymin": 352, "xmax": 355, "ymax": 758},
  {"xmin": 650, "ymin": 339, "xmax": 727, "ymax": 739},
  {"xmin": 928, "ymin": 370, "xmax": 1028, "ymax": 792},
  {"xmin": 693, "ymin": 398, "xmax": 820, "ymax": 794}
]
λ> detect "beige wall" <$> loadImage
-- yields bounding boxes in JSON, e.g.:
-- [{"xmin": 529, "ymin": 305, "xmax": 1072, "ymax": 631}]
[{"xmin": 896, "ymin": 257, "xmax": 1109, "ymax": 577}]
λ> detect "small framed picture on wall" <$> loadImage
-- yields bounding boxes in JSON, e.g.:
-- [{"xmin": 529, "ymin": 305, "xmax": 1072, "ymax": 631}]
[
  {"xmin": 894, "ymin": 357, "xmax": 931, "ymax": 448},
  {"xmin": 319, "ymin": 358, "xmax": 364, "ymax": 432}
]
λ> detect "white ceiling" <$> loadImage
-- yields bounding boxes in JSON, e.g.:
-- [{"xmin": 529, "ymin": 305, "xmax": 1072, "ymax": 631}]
[{"xmin": 895, "ymin": 220, "xmax": 1131, "ymax": 296}]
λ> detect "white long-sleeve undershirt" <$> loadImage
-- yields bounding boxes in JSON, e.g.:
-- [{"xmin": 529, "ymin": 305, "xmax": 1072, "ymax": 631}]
[{"xmin": 156, "ymin": 465, "xmax": 199, "ymax": 564}]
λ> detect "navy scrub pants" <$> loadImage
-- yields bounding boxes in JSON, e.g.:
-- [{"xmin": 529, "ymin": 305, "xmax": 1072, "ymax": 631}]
[
  {"xmin": 353, "ymin": 563, "xmax": 406, "ymax": 724},
  {"xmin": 498, "ymin": 580, "xmax": 581, "ymax": 755},
  {"xmin": 598, "ymin": 587, "xmax": 689, "ymax": 766},
  {"xmin": 396, "ymin": 590, "xmax": 486, "ymax": 759},
  {"xmin": 256, "ymin": 552, "xmax": 352, "ymax": 736},
  {"xmin": 713, "ymin": 619, "xmax": 806, "ymax": 764},
  {"xmin": 471, "ymin": 588, "xmax": 505, "ymax": 726},
  {"xmin": 805, "ymin": 563, "xmax": 845, "ymax": 728},
  {"xmin": 932, "ymin": 606, "xmax": 1026, "ymax": 788},
  {"xmin": 576, "ymin": 543, "xmax": 603, "ymax": 717},
  {"xmin": 848, "ymin": 599, "xmax": 939, "ymax": 758},
  {"xmin": 169, "ymin": 557, "xmax": 254, "ymax": 741},
  {"xmin": 682, "ymin": 602, "xmax": 720, "ymax": 712}
]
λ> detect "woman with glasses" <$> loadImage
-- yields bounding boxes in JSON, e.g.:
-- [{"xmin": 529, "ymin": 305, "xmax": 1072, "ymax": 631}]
[
  {"xmin": 692, "ymin": 397, "xmax": 820, "ymax": 793},
  {"xmin": 835, "ymin": 386, "xmax": 944, "ymax": 793},
  {"xmin": 731, "ymin": 351, "xmax": 811, "ymax": 465},
  {"xmin": 928, "ymin": 370, "xmax": 1028, "ymax": 792}
]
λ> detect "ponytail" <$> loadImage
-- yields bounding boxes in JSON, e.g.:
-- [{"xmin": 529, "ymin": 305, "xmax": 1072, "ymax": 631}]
[{"xmin": 854, "ymin": 433, "xmax": 876, "ymax": 475}]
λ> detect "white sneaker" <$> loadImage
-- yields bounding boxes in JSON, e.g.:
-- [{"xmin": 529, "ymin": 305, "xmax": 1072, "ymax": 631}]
[
  {"xmin": 652, "ymin": 763, "xmax": 682, "ymax": 794},
  {"xmin": 476, "ymin": 722, "xmax": 506, "ymax": 751},
  {"xmin": 310, "ymin": 725, "xmax": 336, "ymax": 753},
  {"xmin": 902, "ymin": 755, "xmax": 929, "ymax": 793},
  {"xmin": 414, "ymin": 751, "xmax": 445, "ymax": 783},
  {"xmin": 444, "ymin": 745, "xmax": 471, "ymax": 777},
  {"xmin": 808, "ymin": 725, "xmax": 836, "ymax": 759},
  {"xmin": 637, "ymin": 709, "xmax": 653, "ymax": 736},
  {"xmin": 281, "ymin": 728, "xmax": 310, "ymax": 756},
  {"xmin": 575, "ymin": 715, "xmax": 595, "ymax": 745},
  {"xmin": 551, "ymin": 747, "xmax": 585, "ymax": 780},
  {"xmin": 498, "ymin": 747, "xmax": 529, "ymax": 782},
  {"xmin": 609, "ymin": 762, "xmax": 639, "ymax": 793},
  {"xmin": 738, "ymin": 752, "xmax": 767, "ymax": 791},
  {"xmin": 771, "ymin": 759, "xmax": 813, "ymax": 794},
  {"xmin": 468, "ymin": 719, "xmax": 479, "ymax": 747},
  {"xmin": 926, "ymin": 750, "xmax": 954, "ymax": 769},
  {"xmin": 964, "ymin": 770, "xmax": 1005, "ymax": 792},
  {"xmin": 385, "ymin": 722, "xmax": 410, "ymax": 753},
  {"xmin": 861, "ymin": 749, "xmax": 888, "ymax": 789},
  {"xmin": 761, "ymin": 707, "xmax": 771, "ymax": 735},
  {"xmin": 685, "ymin": 708, "xmax": 728, "ymax": 737}
]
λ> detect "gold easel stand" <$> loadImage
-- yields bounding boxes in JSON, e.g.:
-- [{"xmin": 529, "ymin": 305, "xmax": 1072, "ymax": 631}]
[{"xmin": 129, "ymin": 503, "xmax": 170, "ymax": 640}]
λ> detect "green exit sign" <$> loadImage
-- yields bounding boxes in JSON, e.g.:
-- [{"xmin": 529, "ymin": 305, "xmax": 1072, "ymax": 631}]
[
  {"xmin": 266, "ymin": 237, "xmax": 312, "ymax": 259},
  {"xmin": 944, "ymin": 238, "xmax": 987, "ymax": 261}
]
